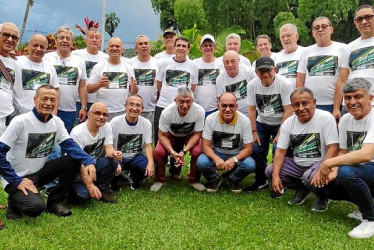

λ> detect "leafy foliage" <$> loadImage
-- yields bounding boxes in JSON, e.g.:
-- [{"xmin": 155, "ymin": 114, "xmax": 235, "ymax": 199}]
[
  {"xmin": 105, "ymin": 12, "xmax": 120, "ymax": 37},
  {"xmin": 174, "ymin": 0, "xmax": 209, "ymax": 31},
  {"xmin": 151, "ymin": 0, "xmax": 179, "ymax": 31}
]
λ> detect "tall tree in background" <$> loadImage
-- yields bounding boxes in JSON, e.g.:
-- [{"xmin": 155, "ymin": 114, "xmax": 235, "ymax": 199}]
[
  {"xmin": 105, "ymin": 12, "xmax": 120, "ymax": 37},
  {"xmin": 151, "ymin": 0, "xmax": 179, "ymax": 31},
  {"xmin": 174, "ymin": 0, "xmax": 208, "ymax": 31},
  {"xmin": 19, "ymin": 0, "xmax": 34, "ymax": 44}
]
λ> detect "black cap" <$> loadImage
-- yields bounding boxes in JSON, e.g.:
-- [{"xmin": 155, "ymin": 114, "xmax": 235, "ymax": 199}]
[{"xmin": 256, "ymin": 57, "xmax": 275, "ymax": 71}]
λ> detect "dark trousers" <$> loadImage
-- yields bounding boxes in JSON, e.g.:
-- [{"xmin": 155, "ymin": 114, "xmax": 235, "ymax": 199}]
[{"xmin": 154, "ymin": 106, "xmax": 164, "ymax": 145}]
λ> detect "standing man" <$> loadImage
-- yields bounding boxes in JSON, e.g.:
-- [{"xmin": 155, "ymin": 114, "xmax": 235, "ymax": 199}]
[
  {"xmin": 197, "ymin": 93, "xmax": 255, "ymax": 193},
  {"xmin": 216, "ymin": 50, "xmax": 256, "ymax": 115},
  {"xmin": 154, "ymin": 29, "xmax": 176, "ymax": 60},
  {"xmin": 15, "ymin": 34, "xmax": 60, "ymax": 114},
  {"xmin": 296, "ymin": 16, "xmax": 346, "ymax": 114},
  {"xmin": 220, "ymin": 33, "xmax": 252, "ymax": 67},
  {"xmin": 152, "ymin": 87, "xmax": 205, "ymax": 192},
  {"xmin": 44, "ymin": 26, "xmax": 88, "ymax": 133},
  {"xmin": 87, "ymin": 37, "xmax": 137, "ymax": 121},
  {"xmin": 245, "ymin": 57, "xmax": 293, "ymax": 192},
  {"xmin": 275, "ymin": 23, "xmax": 305, "ymax": 88},
  {"xmin": 252, "ymin": 35, "xmax": 277, "ymax": 68},
  {"xmin": 193, "ymin": 34, "xmax": 224, "ymax": 116}
]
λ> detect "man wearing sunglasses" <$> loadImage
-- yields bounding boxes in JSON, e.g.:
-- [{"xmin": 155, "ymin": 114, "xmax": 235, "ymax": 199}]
[{"xmin": 333, "ymin": 4, "xmax": 374, "ymax": 121}]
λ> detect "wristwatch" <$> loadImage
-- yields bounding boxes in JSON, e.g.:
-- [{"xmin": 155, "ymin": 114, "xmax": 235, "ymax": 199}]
[
  {"xmin": 233, "ymin": 157, "xmax": 238, "ymax": 163},
  {"xmin": 182, "ymin": 149, "xmax": 187, "ymax": 155},
  {"xmin": 81, "ymin": 106, "xmax": 87, "ymax": 111}
]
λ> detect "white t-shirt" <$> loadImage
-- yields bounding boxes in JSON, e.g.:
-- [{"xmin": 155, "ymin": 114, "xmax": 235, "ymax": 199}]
[
  {"xmin": 219, "ymin": 54, "xmax": 252, "ymax": 68},
  {"xmin": 70, "ymin": 121, "xmax": 113, "ymax": 159},
  {"xmin": 159, "ymin": 102, "xmax": 205, "ymax": 137},
  {"xmin": 44, "ymin": 52, "xmax": 87, "ymax": 112},
  {"xmin": 277, "ymin": 109, "xmax": 338, "ymax": 167},
  {"xmin": 297, "ymin": 42, "xmax": 347, "ymax": 105},
  {"xmin": 202, "ymin": 111, "xmax": 253, "ymax": 155},
  {"xmin": 0, "ymin": 111, "xmax": 70, "ymax": 186},
  {"xmin": 88, "ymin": 59, "xmax": 135, "ymax": 113},
  {"xmin": 339, "ymin": 109, "xmax": 374, "ymax": 162},
  {"xmin": 14, "ymin": 56, "xmax": 60, "ymax": 114},
  {"xmin": 128, "ymin": 56, "xmax": 160, "ymax": 112},
  {"xmin": 0, "ymin": 55, "xmax": 21, "ymax": 118},
  {"xmin": 110, "ymin": 114, "xmax": 152, "ymax": 158},
  {"xmin": 193, "ymin": 57, "xmax": 224, "ymax": 112},
  {"xmin": 247, "ymin": 74, "xmax": 293, "ymax": 125},
  {"xmin": 252, "ymin": 52, "xmax": 278, "ymax": 68},
  {"xmin": 154, "ymin": 51, "xmax": 175, "ymax": 61},
  {"xmin": 156, "ymin": 58, "xmax": 198, "ymax": 108},
  {"xmin": 72, "ymin": 49, "xmax": 109, "ymax": 104},
  {"xmin": 216, "ymin": 65, "xmax": 256, "ymax": 115},
  {"xmin": 275, "ymin": 46, "xmax": 305, "ymax": 88}
]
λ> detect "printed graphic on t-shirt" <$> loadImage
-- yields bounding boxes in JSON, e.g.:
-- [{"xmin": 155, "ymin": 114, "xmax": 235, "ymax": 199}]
[
  {"xmin": 26, "ymin": 132, "xmax": 56, "ymax": 158},
  {"xmin": 165, "ymin": 70, "xmax": 190, "ymax": 87},
  {"xmin": 276, "ymin": 60, "xmax": 298, "ymax": 78},
  {"xmin": 170, "ymin": 122, "xmax": 195, "ymax": 135},
  {"xmin": 54, "ymin": 65, "xmax": 78, "ymax": 85},
  {"xmin": 349, "ymin": 46, "xmax": 374, "ymax": 71},
  {"xmin": 0, "ymin": 67, "xmax": 15, "ymax": 91},
  {"xmin": 255, "ymin": 94, "xmax": 284, "ymax": 114},
  {"xmin": 225, "ymin": 80, "xmax": 247, "ymax": 100},
  {"xmin": 83, "ymin": 137, "xmax": 105, "ymax": 159},
  {"xmin": 307, "ymin": 55, "xmax": 338, "ymax": 76},
  {"xmin": 85, "ymin": 61, "xmax": 97, "ymax": 78},
  {"xmin": 198, "ymin": 69, "xmax": 219, "ymax": 85},
  {"xmin": 212, "ymin": 131, "xmax": 240, "ymax": 150},
  {"xmin": 104, "ymin": 72, "xmax": 128, "ymax": 89},
  {"xmin": 290, "ymin": 133, "xmax": 321, "ymax": 158},
  {"xmin": 21, "ymin": 69, "xmax": 50, "ymax": 90},
  {"xmin": 134, "ymin": 69, "xmax": 156, "ymax": 86},
  {"xmin": 117, "ymin": 134, "xmax": 142, "ymax": 154},
  {"xmin": 347, "ymin": 131, "xmax": 367, "ymax": 152}
]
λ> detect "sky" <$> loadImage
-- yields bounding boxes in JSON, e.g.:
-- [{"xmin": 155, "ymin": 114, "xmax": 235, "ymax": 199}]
[{"xmin": 0, "ymin": 0, "xmax": 162, "ymax": 46}]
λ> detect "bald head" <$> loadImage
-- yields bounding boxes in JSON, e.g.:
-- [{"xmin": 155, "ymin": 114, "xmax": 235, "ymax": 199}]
[
  {"xmin": 0, "ymin": 22, "xmax": 19, "ymax": 56},
  {"xmin": 28, "ymin": 34, "xmax": 48, "ymax": 62},
  {"xmin": 107, "ymin": 37, "xmax": 124, "ymax": 61},
  {"xmin": 223, "ymin": 50, "xmax": 240, "ymax": 77},
  {"xmin": 88, "ymin": 102, "xmax": 109, "ymax": 128}
]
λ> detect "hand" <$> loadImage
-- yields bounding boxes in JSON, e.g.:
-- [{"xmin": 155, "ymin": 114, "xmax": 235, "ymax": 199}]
[
  {"xmin": 272, "ymin": 134, "xmax": 280, "ymax": 144},
  {"xmin": 171, "ymin": 151, "xmax": 185, "ymax": 167},
  {"xmin": 145, "ymin": 163, "xmax": 155, "ymax": 178},
  {"xmin": 129, "ymin": 77, "xmax": 138, "ymax": 94},
  {"xmin": 328, "ymin": 167, "xmax": 338, "ymax": 182},
  {"xmin": 214, "ymin": 158, "xmax": 226, "ymax": 170},
  {"xmin": 310, "ymin": 168, "xmax": 329, "ymax": 188},
  {"xmin": 87, "ymin": 184, "xmax": 102, "ymax": 200},
  {"xmin": 112, "ymin": 150, "xmax": 123, "ymax": 161},
  {"xmin": 9, "ymin": 50, "xmax": 17, "ymax": 60},
  {"xmin": 86, "ymin": 164, "xmax": 97, "ymax": 182},
  {"xmin": 272, "ymin": 175, "xmax": 283, "ymax": 194},
  {"xmin": 100, "ymin": 75, "xmax": 110, "ymax": 88},
  {"xmin": 17, "ymin": 178, "xmax": 38, "ymax": 195},
  {"xmin": 333, "ymin": 108, "xmax": 341, "ymax": 124},
  {"xmin": 224, "ymin": 158, "xmax": 235, "ymax": 171},
  {"xmin": 115, "ymin": 164, "xmax": 122, "ymax": 176},
  {"xmin": 253, "ymin": 132, "xmax": 261, "ymax": 146},
  {"xmin": 78, "ymin": 109, "xmax": 86, "ymax": 122}
]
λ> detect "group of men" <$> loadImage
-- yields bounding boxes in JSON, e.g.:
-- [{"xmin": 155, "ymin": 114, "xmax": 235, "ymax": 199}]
[{"xmin": 1, "ymin": 4, "xmax": 374, "ymax": 239}]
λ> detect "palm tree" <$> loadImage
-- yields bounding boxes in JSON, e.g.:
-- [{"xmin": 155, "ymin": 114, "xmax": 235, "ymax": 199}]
[
  {"xmin": 105, "ymin": 12, "xmax": 120, "ymax": 37},
  {"xmin": 19, "ymin": 0, "xmax": 34, "ymax": 44}
]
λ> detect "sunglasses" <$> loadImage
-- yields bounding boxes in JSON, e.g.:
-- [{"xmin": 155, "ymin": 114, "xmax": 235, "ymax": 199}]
[
  {"xmin": 0, "ymin": 32, "xmax": 19, "ymax": 42},
  {"xmin": 312, "ymin": 24, "xmax": 330, "ymax": 31},
  {"xmin": 354, "ymin": 14, "xmax": 374, "ymax": 23},
  {"xmin": 220, "ymin": 103, "xmax": 236, "ymax": 109}
]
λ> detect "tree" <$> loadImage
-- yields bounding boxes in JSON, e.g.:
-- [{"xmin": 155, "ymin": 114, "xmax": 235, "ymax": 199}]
[
  {"xmin": 105, "ymin": 12, "xmax": 120, "ymax": 37},
  {"xmin": 174, "ymin": 0, "xmax": 208, "ymax": 31},
  {"xmin": 151, "ymin": 0, "xmax": 179, "ymax": 31},
  {"xmin": 19, "ymin": 0, "xmax": 34, "ymax": 44}
]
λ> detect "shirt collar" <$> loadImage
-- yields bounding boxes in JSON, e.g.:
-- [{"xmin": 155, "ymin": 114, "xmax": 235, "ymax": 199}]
[
  {"xmin": 32, "ymin": 107, "xmax": 53, "ymax": 123},
  {"xmin": 219, "ymin": 111, "xmax": 238, "ymax": 125}
]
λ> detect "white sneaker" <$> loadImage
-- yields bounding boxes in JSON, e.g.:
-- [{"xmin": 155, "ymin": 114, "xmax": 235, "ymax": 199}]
[
  {"xmin": 348, "ymin": 220, "xmax": 374, "ymax": 239},
  {"xmin": 150, "ymin": 182, "xmax": 164, "ymax": 192},
  {"xmin": 347, "ymin": 211, "xmax": 363, "ymax": 221},
  {"xmin": 190, "ymin": 183, "xmax": 206, "ymax": 192}
]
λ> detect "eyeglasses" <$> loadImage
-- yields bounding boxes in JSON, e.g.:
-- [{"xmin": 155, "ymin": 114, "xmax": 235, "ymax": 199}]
[
  {"xmin": 126, "ymin": 102, "xmax": 142, "ymax": 108},
  {"xmin": 312, "ymin": 24, "xmax": 330, "ymax": 31},
  {"xmin": 354, "ymin": 14, "xmax": 374, "ymax": 23},
  {"xmin": 220, "ymin": 103, "xmax": 236, "ymax": 109},
  {"xmin": 0, "ymin": 32, "xmax": 19, "ymax": 42},
  {"xmin": 90, "ymin": 111, "xmax": 109, "ymax": 118}
]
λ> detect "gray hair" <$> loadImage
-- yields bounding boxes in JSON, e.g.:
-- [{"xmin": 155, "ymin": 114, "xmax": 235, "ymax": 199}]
[
  {"xmin": 35, "ymin": 85, "xmax": 58, "ymax": 98},
  {"xmin": 55, "ymin": 26, "xmax": 74, "ymax": 38},
  {"xmin": 107, "ymin": 36, "xmax": 123, "ymax": 46},
  {"xmin": 290, "ymin": 87, "xmax": 315, "ymax": 100},
  {"xmin": 0, "ymin": 22, "xmax": 19, "ymax": 34},
  {"xmin": 280, "ymin": 23, "xmax": 298, "ymax": 35},
  {"xmin": 343, "ymin": 78, "xmax": 372, "ymax": 94},
  {"xmin": 135, "ymin": 35, "xmax": 149, "ymax": 44},
  {"xmin": 355, "ymin": 5, "xmax": 374, "ymax": 18},
  {"xmin": 176, "ymin": 86, "xmax": 194, "ymax": 99},
  {"xmin": 312, "ymin": 16, "xmax": 332, "ymax": 27},
  {"xmin": 125, "ymin": 94, "xmax": 144, "ymax": 106},
  {"xmin": 226, "ymin": 33, "xmax": 241, "ymax": 44}
]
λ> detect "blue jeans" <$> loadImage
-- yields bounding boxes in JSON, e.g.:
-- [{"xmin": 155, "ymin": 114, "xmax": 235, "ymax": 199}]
[
  {"xmin": 316, "ymin": 105, "xmax": 333, "ymax": 114},
  {"xmin": 57, "ymin": 110, "xmax": 76, "ymax": 134},
  {"xmin": 205, "ymin": 109, "xmax": 218, "ymax": 117},
  {"xmin": 197, "ymin": 150, "xmax": 255, "ymax": 183},
  {"xmin": 121, "ymin": 154, "xmax": 148, "ymax": 184},
  {"xmin": 252, "ymin": 121, "xmax": 279, "ymax": 183},
  {"xmin": 70, "ymin": 157, "xmax": 117, "ymax": 200}
]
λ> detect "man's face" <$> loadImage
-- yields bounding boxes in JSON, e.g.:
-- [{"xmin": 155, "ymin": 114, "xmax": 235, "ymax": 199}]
[
  {"xmin": 56, "ymin": 31, "xmax": 73, "ymax": 52},
  {"xmin": 218, "ymin": 94, "xmax": 238, "ymax": 122},
  {"xmin": 223, "ymin": 52, "xmax": 239, "ymax": 77},
  {"xmin": 135, "ymin": 37, "xmax": 151, "ymax": 57},
  {"xmin": 256, "ymin": 38, "xmax": 272, "ymax": 56},
  {"xmin": 125, "ymin": 96, "xmax": 144, "ymax": 119},
  {"xmin": 163, "ymin": 33, "xmax": 176, "ymax": 49},
  {"xmin": 226, "ymin": 37, "xmax": 240, "ymax": 53},
  {"xmin": 0, "ymin": 24, "xmax": 19, "ymax": 53},
  {"xmin": 107, "ymin": 39, "xmax": 124, "ymax": 58},
  {"xmin": 200, "ymin": 40, "xmax": 216, "ymax": 56},
  {"xmin": 34, "ymin": 88, "xmax": 57, "ymax": 118},
  {"xmin": 354, "ymin": 7, "xmax": 374, "ymax": 38},
  {"xmin": 86, "ymin": 30, "xmax": 101, "ymax": 51},
  {"xmin": 256, "ymin": 68, "xmax": 276, "ymax": 86},
  {"xmin": 88, "ymin": 104, "xmax": 108, "ymax": 128},
  {"xmin": 344, "ymin": 88, "xmax": 373, "ymax": 120},
  {"xmin": 280, "ymin": 27, "xmax": 299, "ymax": 52},
  {"xmin": 312, "ymin": 18, "xmax": 333, "ymax": 44},
  {"xmin": 291, "ymin": 92, "xmax": 316, "ymax": 123},
  {"xmin": 175, "ymin": 95, "xmax": 193, "ymax": 116},
  {"xmin": 28, "ymin": 35, "xmax": 47, "ymax": 62},
  {"xmin": 174, "ymin": 39, "xmax": 189, "ymax": 58}
]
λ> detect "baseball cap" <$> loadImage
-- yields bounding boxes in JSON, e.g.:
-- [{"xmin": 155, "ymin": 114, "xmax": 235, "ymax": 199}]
[
  {"xmin": 255, "ymin": 57, "xmax": 275, "ymax": 71},
  {"xmin": 163, "ymin": 29, "xmax": 176, "ymax": 37},
  {"xmin": 200, "ymin": 34, "xmax": 215, "ymax": 45}
]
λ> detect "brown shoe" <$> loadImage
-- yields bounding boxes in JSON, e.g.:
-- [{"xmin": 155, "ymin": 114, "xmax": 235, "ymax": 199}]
[
  {"xmin": 171, "ymin": 173, "xmax": 181, "ymax": 181},
  {"xmin": 100, "ymin": 189, "xmax": 117, "ymax": 203}
]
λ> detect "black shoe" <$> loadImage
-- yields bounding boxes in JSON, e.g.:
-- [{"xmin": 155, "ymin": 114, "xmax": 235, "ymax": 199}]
[
  {"xmin": 244, "ymin": 180, "xmax": 269, "ymax": 192},
  {"xmin": 270, "ymin": 189, "xmax": 284, "ymax": 199},
  {"xmin": 288, "ymin": 189, "xmax": 311, "ymax": 205},
  {"xmin": 46, "ymin": 203, "xmax": 72, "ymax": 217},
  {"xmin": 206, "ymin": 177, "xmax": 222, "ymax": 192},
  {"xmin": 130, "ymin": 181, "xmax": 141, "ymax": 190},
  {"xmin": 6, "ymin": 200, "xmax": 22, "ymax": 220},
  {"xmin": 226, "ymin": 177, "xmax": 242, "ymax": 193},
  {"xmin": 100, "ymin": 189, "xmax": 117, "ymax": 203},
  {"xmin": 311, "ymin": 196, "xmax": 330, "ymax": 212}
]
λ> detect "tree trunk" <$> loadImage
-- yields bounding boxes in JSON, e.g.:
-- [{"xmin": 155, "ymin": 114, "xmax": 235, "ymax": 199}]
[{"xmin": 19, "ymin": 0, "xmax": 33, "ymax": 45}]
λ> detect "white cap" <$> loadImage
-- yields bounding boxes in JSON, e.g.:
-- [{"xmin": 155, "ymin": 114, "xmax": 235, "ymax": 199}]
[{"xmin": 200, "ymin": 34, "xmax": 215, "ymax": 45}]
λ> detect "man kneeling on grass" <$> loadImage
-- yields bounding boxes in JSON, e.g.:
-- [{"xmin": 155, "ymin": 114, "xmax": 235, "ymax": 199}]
[
  {"xmin": 69, "ymin": 102, "xmax": 122, "ymax": 203},
  {"xmin": 266, "ymin": 87, "xmax": 338, "ymax": 208},
  {"xmin": 309, "ymin": 78, "xmax": 374, "ymax": 239},
  {"xmin": 197, "ymin": 93, "xmax": 255, "ymax": 193},
  {"xmin": 0, "ymin": 85, "xmax": 96, "ymax": 219}
]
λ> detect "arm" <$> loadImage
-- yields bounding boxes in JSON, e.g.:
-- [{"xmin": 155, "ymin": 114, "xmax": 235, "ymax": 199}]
[
  {"xmin": 78, "ymin": 79, "xmax": 87, "ymax": 122},
  {"xmin": 191, "ymin": 84, "xmax": 197, "ymax": 92},
  {"xmin": 310, "ymin": 143, "xmax": 339, "ymax": 187},
  {"xmin": 129, "ymin": 77, "xmax": 138, "ymax": 94},
  {"xmin": 273, "ymin": 105, "xmax": 293, "ymax": 143},
  {"xmin": 202, "ymin": 139, "xmax": 225, "ymax": 169},
  {"xmin": 79, "ymin": 165, "xmax": 101, "ymax": 200},
  {"xmin": 87, "ymin": 75, "xmax": 110, "ymax": 93},
  {"xmin": 248, "ymin": 105, "xmax": 260, "ymax": 145},
  {"xmin": 224, "ymin": 142, "xmax": 253, "ymax": 171},
  {"xmin": 333, "ymin": 68, "xmax": 349, "ymax": 120},
  {"xmin": 295, "ymin": 73, "xmax": 306, "ymax": 88},
  {"xmin": 60, "ymin": 138, "xmax": 96, "ymax": 167},
  {"xmin": 144, "ymin": 143, "xmax": 155, "ymax": 178},
  {"xmin": 271, "ymin": 148, "xmax": 288, "ymax": 193},
  {"xmin": 158, "ymin": 130, "xmax": 183, "ymax": 165},
  {"xmin": 179, "ymin": 131, "xmax": 202, "ymax": 165},
  {"xmin": 156, "ymin": 80, "xmax": 162, "ymax": 93},
  {"xmin": 52, "ymin": 88, "xmax": 60, "ymax": 116},
  {"xmin": 104, "ymin": 144, "xmax": 122, "ymax": 161}
]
